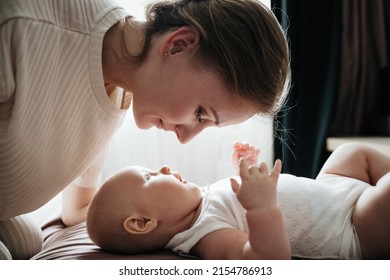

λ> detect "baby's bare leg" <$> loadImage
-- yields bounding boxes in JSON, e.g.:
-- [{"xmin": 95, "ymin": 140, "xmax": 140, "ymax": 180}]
[
  {"xmin": 353, "ymin": 172, "xmax": 390, "ymax": 259},
  {"xmin": 318, "ymin": 143, "xmax": 390, "ymax": 184}
]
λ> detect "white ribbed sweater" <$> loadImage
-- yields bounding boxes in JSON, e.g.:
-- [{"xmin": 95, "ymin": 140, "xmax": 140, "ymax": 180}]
[{"xmin": 0, "ymin": 0, "xmax": 129, "ymax": 219}]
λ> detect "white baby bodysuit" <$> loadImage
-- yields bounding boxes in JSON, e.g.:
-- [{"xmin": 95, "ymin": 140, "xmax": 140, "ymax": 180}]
[{"xmin": 166, "ymin": 174, "xmax": 370, "ymax": 259}]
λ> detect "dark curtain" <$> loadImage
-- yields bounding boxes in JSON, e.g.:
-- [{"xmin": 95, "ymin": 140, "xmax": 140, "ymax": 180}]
[
  {"xmin": 272, "ymin": 0, "xmax": 342, "ymax": 178},
  {"xmin": 330, "ymin": 1, "xmax": 390, "ymax": 136},
  {"xmin": 272, "ymin": 0, "xmax": 390, "ymax": 178}
]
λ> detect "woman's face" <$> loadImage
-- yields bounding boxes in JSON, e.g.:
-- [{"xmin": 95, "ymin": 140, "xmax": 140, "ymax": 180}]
[{"xmin": 131, "ymin": 50, "xmax": 253, "ymax": 144}]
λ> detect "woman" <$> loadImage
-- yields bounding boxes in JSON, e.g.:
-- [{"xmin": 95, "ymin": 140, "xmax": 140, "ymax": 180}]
[{"xmin": 0, "ymin": 0, "xmax": 290, "ymax": 259}]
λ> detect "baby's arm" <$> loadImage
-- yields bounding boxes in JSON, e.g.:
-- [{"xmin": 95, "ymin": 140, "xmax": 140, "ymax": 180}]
[
  {"xmin": 317, "ymin": 143, "xmax": 390, "ymax": 185},
  {"xmin": 191, "ymin": 159, "xmax": 290, "ymax": 259},
  {"xmin": 231, "ymin": 141, "xmax": 260, "ymax": 175},
  {"xmin": 231, "ymin": 159, "xmax": 290, "ymax": 259}
]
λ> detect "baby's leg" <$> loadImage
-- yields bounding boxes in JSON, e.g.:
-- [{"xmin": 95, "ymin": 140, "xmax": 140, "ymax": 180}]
[
  {"xmin": 353, "ymin": 172, "xmax": 390, "ymax": 259},
  {"xmin": 317, "ymin": 143, "xmax": 390, "ymax": 184}
]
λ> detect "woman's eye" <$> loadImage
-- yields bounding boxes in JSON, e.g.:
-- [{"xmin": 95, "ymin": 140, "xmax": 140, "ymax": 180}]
[{"xmin": 195, "ymin": 106, "xmax": 205, "ymax": 124}]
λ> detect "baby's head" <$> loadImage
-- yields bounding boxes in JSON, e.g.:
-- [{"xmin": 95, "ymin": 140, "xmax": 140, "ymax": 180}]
[{"xmin": 87, "ymin": 165, "xmax": 202, "ymax": 254}]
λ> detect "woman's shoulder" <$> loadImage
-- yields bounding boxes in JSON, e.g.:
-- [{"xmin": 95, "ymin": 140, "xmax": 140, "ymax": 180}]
[{"xmin": 0, "ymin": 0, "xmax": 129, "ymax": 34}]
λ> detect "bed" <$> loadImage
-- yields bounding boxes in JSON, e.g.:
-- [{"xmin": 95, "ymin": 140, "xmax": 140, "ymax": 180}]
[
  {"xmin": 29, "ymin": 195, "xmax": 191, "ymax": 260},
  {"xmin": 30, "ymin": 220, "xmax": 190, "ymax": 260}
]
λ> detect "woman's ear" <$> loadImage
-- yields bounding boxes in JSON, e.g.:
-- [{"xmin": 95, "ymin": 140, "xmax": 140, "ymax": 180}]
[
  {"xmin": 160, "ymin": 26, "xmax": 199, "ymax": 57},
  {"xmin": 123, "ymin": 213, "xmax": 158, "ymax": 235}
]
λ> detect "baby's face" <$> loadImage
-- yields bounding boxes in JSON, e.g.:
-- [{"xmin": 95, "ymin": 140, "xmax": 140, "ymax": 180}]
[{"xmin": 113, "ymin": 165, "xmax": 203, "ymax": 225}]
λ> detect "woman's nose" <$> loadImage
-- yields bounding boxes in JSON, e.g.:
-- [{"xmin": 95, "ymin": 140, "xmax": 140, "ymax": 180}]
[
  {"xmin": 159, "ymin": 165, "xmax": 171, "ymax": 175},
  {"xmin": 176, "ymin": 125, "xmax": 205, "ymax": 144},
  {"xmin": 160, "ymin": 123, "xmax": 208, "ymax": 144}
]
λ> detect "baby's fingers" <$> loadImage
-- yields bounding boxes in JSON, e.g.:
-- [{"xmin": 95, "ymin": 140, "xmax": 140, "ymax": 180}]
[
  {"xmin": 257, "ymin": 162, "xmax": 270, "ymax": 174},
  {"xmin": 230, "ymin": 178, "xmax": 240, "ymax": 193},
  {"xmin": 270, "ymin": 159, "xmax": 282, "ymax": 181},
  {"xmin": 233, "ymin": 141, "xmax": 242, "ymax": 149},
  {"xmin": 238, "ymin": 157, "xmax": 250, "ymax": 178}
]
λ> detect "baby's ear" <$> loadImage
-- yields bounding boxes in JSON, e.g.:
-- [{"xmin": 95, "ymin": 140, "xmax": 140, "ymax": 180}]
[{"xmin": 123, "ymin": 214, "xmax": 158, "ymax": 235}]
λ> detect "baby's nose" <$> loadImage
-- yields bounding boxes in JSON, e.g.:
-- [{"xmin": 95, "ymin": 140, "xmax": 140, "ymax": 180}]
[{"xmin": 159, "ymin": 165, "xmax": 171, "ymax": 175}]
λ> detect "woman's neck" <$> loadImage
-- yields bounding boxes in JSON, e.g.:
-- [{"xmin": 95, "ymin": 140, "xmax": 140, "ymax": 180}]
[{"xmin": 102, "ymin": 18, "xmax": 145, "ymax": 90}]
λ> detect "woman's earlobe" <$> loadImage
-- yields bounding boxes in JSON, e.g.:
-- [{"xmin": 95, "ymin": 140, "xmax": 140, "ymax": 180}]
[{"xmin": 123, "ymin": 214, "xmax": 158, "ymax": 235}]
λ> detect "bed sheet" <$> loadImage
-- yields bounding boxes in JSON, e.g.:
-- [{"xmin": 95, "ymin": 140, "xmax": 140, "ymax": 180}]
[
  {"xmin": 29, "ymin": 195, "xmax": 190, "ymax": 260},
  {"xmin": 31, "ymin": 220, "xmax": 189, "ymax": 260}
]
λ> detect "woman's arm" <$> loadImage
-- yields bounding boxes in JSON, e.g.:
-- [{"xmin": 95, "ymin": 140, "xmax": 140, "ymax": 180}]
[
  {"xmin": 61, "ymin": 183, "xmax": 97, "ymax": 226},
  {"xmin": 61, "ymin": 148, "xmax": 109, "ymax": 226}
]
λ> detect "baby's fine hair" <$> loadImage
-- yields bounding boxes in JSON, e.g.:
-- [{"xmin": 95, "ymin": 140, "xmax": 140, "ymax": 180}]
[
  {"xmin": 128, "ymin": 0, "xmax": 291, "ymax": 116},
  {"xmin": 86, "ymin": 175, "xmax": 168, "ymax": 255}
]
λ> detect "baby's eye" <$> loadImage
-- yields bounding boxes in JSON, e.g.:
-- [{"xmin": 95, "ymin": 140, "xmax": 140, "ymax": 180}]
[{"xmin": 144, "ymin": 174, "xmax": 151, "ymax": 181}]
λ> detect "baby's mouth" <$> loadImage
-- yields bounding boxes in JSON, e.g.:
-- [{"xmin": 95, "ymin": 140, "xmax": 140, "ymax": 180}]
[
  {"xmin": 178, "ymin": 174, "xmax": 184, "ymax": 183},
  {"xmin": 177, "ymin": 173, "xmax": 188, "ymax": 184}
]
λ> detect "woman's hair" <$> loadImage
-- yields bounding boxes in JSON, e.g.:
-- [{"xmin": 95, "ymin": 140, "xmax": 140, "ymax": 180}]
[{"xmin": 127, "ymin": 0, "xmax": 290, "ymax": 116}]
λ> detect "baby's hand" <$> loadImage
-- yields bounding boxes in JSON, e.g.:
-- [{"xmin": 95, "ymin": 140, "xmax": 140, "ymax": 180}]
[
  {"xmin": 232, "ymin": 141, "xmax": 260, "ymax": 175},
  {"xmin": 230, "ymin": 159, "xmax": 281, "ymax": 211}
]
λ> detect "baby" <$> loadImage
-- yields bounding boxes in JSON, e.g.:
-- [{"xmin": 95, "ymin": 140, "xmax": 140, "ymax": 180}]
[{"xmin": 87, "ymin": 142, "xmax": 390, "ymax": 259}]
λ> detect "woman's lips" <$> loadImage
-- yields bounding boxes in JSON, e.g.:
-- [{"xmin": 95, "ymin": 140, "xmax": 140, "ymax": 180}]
[
  {"xmin": 156, "ymin": 119, "xmax": 163, "ymax": 129},
  {"xmin": 156, "ymin": 119, "xmax": 181, "ymax": 142},
  {"xmin": 175, "ymin": 127, "xmax": 180, "ymax": 141}
]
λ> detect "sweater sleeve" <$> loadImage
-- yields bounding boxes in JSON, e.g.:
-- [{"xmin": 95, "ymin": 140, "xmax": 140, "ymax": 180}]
[
  {"xmin": 72, "ymin": 145, "xmax": 110, "ymax": 188},
  {"xmin": 0, "ymin": 20, "xmax": 15, "ymax": 103}
]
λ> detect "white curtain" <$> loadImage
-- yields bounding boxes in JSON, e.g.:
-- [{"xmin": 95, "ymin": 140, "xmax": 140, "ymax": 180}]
[{"xmin": 103, "ymin": 106, "xmax": 274, "ymax": 186}]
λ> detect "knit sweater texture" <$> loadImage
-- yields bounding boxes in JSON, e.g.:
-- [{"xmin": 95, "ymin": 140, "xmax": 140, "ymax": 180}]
[{"xmin": 0, "ymin": 0, "xmax": 129, "ymax": 219}]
